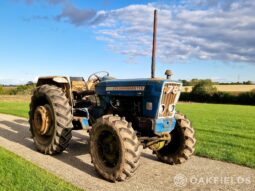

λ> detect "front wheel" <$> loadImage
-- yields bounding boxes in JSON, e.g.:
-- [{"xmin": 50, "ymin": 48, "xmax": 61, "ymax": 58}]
[
  {"xmin": 89, "ymin": 115, "xmax": 141, "ymax": 182},
  {"xmin": 155, "ymin": 113, "xmax": 196, "ymax": 164}
]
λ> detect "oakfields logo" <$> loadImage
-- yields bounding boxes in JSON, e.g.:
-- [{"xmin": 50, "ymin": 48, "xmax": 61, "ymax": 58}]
[
  {"xmin": 173, "ymin": 173, "xmax": 188, "ymax": 187},
  {"xmin": 173, "ymin": 174, "xmax": 251, "ymax": 188}
]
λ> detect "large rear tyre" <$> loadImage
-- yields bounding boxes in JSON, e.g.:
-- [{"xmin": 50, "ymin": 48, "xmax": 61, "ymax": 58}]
[
  {"xmin": 89, "ymin": 115, "xmax": 141, "ymax": 182},
  {"xmin": 155, "ymin": 113, "xmax": 196, "ymax": 164},
  {"xmin": 29, "ymin": 85, "xmax": 73, "ymax": 154}
]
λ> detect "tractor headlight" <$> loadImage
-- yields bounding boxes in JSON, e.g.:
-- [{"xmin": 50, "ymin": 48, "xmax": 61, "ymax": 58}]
[
  {"xmin": 168, "ymin": 104, "xmax": 175, "ymax": 113},
  {"xmin": 159, "ymin": 104, "xmax": 165, "ymax": 114}
]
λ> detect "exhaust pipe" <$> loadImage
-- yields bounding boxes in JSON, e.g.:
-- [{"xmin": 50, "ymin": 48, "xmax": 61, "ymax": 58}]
[{"xmin": 151, "ymin": 9, "xmax": 157, "ymax": 79}]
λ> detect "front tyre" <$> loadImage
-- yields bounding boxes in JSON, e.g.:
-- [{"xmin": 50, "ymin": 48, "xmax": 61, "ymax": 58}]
[
  {"xmin": 155, "ymin": 113, "xmax": 196, "ymax": 164},
  {"xmin": 89, "ymin": 115, "xmax": 141, "ymax": 182},
  {"xmin": 29, "ymin": 85, "xmax": 73, "ymax": 155}
]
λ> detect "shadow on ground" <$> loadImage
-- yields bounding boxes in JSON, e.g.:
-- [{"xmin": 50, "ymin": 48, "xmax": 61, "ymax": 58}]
[
  {"xmin": 0, "ymin": 118, "xmax": 161, "ymax": 181},
  {"xmin": 0, "ymin": 119, "xmax": 99, "ymax": 179}
]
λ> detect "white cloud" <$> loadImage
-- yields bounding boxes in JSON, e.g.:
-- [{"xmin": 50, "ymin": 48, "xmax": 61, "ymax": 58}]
[
  {"xmin": 18, "ymin": 0, "xmax": 255, "ymax": 65},
  {"xmin": 91, "ymin": 1, "xmax": 255, "ymax": 64}
]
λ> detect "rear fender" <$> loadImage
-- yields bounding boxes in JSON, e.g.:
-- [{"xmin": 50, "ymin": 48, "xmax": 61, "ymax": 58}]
[{"xmin": 36, "ymin": 76, "xmax": 73, "ymax": 107}]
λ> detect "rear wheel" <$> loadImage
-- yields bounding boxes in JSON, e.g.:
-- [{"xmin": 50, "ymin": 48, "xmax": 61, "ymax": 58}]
[
  {"xmin": 89, "ymin": 115, "xmax": 141, "ymax": 182},
  {"xmin": 29, "ymin": 85, "xmax": 73, "ymax": 154},
  {"xmin": 155, "ymin": 113, "xmax": 196, "ymax": 164}
]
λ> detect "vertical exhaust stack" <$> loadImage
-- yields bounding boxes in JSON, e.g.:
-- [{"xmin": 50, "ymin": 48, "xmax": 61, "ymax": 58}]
[{"xmin": 151, "ymin": 9, "xmax": 157, "ymax": 79}]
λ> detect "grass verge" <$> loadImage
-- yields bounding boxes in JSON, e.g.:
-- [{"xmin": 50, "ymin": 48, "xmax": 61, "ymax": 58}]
[{"xmin": 0, "ymin": 147, "xmax": 82, "ymax": 191}]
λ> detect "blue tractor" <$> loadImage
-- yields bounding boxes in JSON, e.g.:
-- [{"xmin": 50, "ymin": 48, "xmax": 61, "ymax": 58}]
[{"xmin": 29, "ymin": 10, "xmax": 196, "ymax": 182}]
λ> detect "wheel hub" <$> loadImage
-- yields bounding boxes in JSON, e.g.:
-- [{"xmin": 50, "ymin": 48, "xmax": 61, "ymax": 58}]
[
  {"xmin": 34, "ymin": 105, "xmax": 52, "ymax": 135},
  {"xmin": 97, "ymin": 130, "xmax": 120, "ymax": 168}
]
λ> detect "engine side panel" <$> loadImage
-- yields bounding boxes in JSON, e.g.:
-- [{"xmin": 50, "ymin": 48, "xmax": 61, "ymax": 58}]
[{"xmin": 95, "ymin": 78, "xmax": 164, "ymax": 118}]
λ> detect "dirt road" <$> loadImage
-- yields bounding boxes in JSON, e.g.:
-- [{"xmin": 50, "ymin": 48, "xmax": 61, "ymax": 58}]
[{"xmin": 0, "ymin": 114, "xmax": 254, "ymax": 191}]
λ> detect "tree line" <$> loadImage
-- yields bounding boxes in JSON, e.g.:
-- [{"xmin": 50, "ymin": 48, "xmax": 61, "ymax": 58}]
[
  {"xmin": 180, "ymin": 79, "xmax": 254, "ymax": 86},
  {"xmin": 0, "ymin": 82, "xmax": 35, "ymax": 95},
  {"xmin": 179, "ymin": 80, "xmax": 255, "ymax": 105}
]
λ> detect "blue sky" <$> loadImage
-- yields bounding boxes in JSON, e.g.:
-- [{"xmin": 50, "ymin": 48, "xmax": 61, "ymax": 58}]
[{"xmin": 0, "ymin": 0, "xmax": 255, "ymax": 84}]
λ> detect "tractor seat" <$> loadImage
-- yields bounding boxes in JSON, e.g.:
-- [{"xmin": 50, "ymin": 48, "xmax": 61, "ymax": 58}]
[
  {"xmin": 70, "ymin": 77, "xmax": 87, "ymax": 92},
  {"xmin": 70, "ymin": 77, "xmax": 94, "ymax": 108}
]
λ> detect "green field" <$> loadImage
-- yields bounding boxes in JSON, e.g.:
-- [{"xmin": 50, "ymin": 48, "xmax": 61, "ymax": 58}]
[
  {"xmin": 177, "ymin": 103, "xmax": 255, "ymax": 168},
  {"xmin": 0, "ymin": 101, "xmax": 28, "ymax": 118},
  {"xmin": 0, "ymin": 147, "xmax": 82, "ymax": 191},
  {"xmin": 0, "ymin": 101, "xmax": 254, "ymax": 190}
]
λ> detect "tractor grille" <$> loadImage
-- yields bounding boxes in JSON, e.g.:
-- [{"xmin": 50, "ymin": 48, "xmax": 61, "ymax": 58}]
[{"xmin": 158, "ymin": 83, "xmax": 181, "ymax": 117}]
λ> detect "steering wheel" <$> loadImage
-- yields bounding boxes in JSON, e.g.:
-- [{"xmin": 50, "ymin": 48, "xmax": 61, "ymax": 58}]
[{"xmin": 87, "ymin": 71, "xmax": 109, "ymax": 83}]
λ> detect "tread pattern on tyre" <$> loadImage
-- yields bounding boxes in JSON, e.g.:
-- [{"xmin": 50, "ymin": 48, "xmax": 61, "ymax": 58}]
[
  {"xmin": 90, "ymin": 114, "xmax": 142, "ymax": 182},
  {"xmin": 29, "ymin": 84, "xmax": 72, "ymax": 155},
  {"xmin": 156, "ymin": 112, "xmax": 196, "ymax": 164}
]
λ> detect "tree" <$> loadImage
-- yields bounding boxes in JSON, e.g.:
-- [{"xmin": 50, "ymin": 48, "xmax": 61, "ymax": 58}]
[
  {"xmin": 191, "ymin": 80, "xmax": 217, "ymax": 95},
  {"xmin": 243, "ymin": 81, "xmax": 253, "ymax": 85},
  {"xmin": 26, "ymin": 81, "xmax": 34, "ymax": 85},
  {"xmin": 190, "ymin": 79, "xmax": 199, "ymax": 86},
  {"xmin": 180, "ymin": 80, "xmax": 189, "ymax": 86}
]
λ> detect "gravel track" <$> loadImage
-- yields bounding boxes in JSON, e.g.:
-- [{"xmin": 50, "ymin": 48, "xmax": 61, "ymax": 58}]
[{"xmin": 0, "ymin": 114, "xmax": 254, "ymax": 191}]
